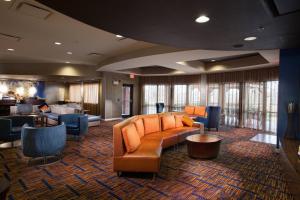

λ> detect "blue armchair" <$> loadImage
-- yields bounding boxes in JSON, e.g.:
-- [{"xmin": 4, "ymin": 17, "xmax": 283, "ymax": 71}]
[
  {"xmin": 0, "ymin": 116, "xmax": 35, "ymax": 147},
  {"xmin": 58, "ymin": 114, "xmax": 88, "ymax": 139},
  {"xmin": 21, "ymin": 124, "xmax": 66, "ymax": 163},
  {"xmin": 195, "ymin": 106, "xmax": 221, "ymax": 131}
]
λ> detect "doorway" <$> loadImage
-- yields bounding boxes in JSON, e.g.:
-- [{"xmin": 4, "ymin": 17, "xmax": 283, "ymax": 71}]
[{"xmin": 122, "ymin": 84, "xmax": 133, "ymax": 118}]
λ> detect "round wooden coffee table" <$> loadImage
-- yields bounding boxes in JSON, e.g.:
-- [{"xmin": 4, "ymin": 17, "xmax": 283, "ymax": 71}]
[{"xmin": 186, "ymin": 134, "xmax": 222, "ymax": 159}]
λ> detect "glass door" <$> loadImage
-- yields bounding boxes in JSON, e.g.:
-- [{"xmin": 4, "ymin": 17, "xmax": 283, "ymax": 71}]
[{"xmin": 122, "ymin": 84, "xmax": 133, "ymax": 118}]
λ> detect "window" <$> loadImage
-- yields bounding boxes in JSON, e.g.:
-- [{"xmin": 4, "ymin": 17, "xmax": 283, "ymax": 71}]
[
  {"xmin": 188, "ymin": 84, "xmax": 201, "ymax": 106},
  {"xmin": 69, "ymin": 84, "xmax": 82, "ymax": 102},
  {"xmin": 224, "ymin": 83, "xmax": 240, "ymax": 126},
  {"xmin": 172, "ymin": 84, "xmax": 187, "ymax": 111},
  {"xmin": 83, "ymin": 83, "xmax": 99, "ymax": 104},
  {"xmin": 143, "ymin": 85, "xmax": 157, "ymax": 114},
  {"xmin": 207, "ymin": 83, "xmax": 220, "ymax": 106},
  {"xmin": 243, "ymin": 82, "xmax": 264, "ymax": 130},
  {"xmin": 265, "ymin": 81, "xmax": 278, "ymax": 133},
  {"xmin": 142, "ymin": 84, "xmax": 171, "ymax": 114}
]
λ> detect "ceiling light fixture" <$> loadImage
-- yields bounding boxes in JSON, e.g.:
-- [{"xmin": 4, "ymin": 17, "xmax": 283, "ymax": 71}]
[
  {"xmin": 116, "ymin": 35, "xmax": 123, "ymax": 38},
  {"xmin": 7, "ymin": 48, "xmax": 15, "ymax": 51},
  {"xmin": 211, "ymin": 59, "xmax": 216, "ymax": 62},
  {"xmin": 244, "ymin": 36, "xmax": 257, "ymax": 41},
  {"xmin": 65, "ymin": 61, "xmax": 70, "ymax": 64},
  {"xmin": 67, "ymin": 51, "xmax": 72, "ymax": 55},
  {"xmin": 54, "ymin": 42, "xmax": 62, "ymax": 45},
  {"xmin": 195, "ymin": 15, "xmax": 210, "ymax": 23},
  {"xmin": 3, "ymin": 0, "xmax": 12, "ymax": 2}
]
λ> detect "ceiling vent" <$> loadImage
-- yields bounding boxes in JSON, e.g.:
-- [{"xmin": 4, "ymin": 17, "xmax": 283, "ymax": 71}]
[
  {"xmin": 88, "ymin": 52, "xmax": 105, "ymax": 57},
  {"xmin": 17, "ymin": 2, "xmax": 52, "ymax": 20},
  {"xmin": 0, "ymin": 33, "xmax": 21, "ymax": 42}
]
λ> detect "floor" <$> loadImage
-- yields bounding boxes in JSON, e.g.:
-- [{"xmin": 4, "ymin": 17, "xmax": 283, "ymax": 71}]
[
  {"xmin": 0, "ymin": 121, "xmax": 294, "ymax": 199},
  {"xmin": 250, "ymin": 133, "xmax": 278, "ymax": 145}
]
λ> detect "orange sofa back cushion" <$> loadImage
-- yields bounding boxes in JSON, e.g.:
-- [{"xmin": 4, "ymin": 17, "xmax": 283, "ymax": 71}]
[
  {"xmin": 134, "ymin": 119, "xmax": 145, "ymax": 138},
  {"xmin": 175, "ymin": 115, "xmax": 184, "ymax": 128},
  {"xmin": 143, "ymin": 116, "xmax": 160, "ymax": 134},
  {"xmin": 182, "ymin": 115, "xmax": 194, "ymax": 127},
  {"xmin": 161, "ymin": 115, "xmax": 176, "ymax": 131},
  {"xmin": 122, "ymin": 123, "xmax": 141, "ymax": 153},
  {"xmin": 194, "ymin": 106, "xmax": 206, "ymax": 116},
  {"xmin": 184, "ymin": 106, "xmax": 195, "ymax": 115}
]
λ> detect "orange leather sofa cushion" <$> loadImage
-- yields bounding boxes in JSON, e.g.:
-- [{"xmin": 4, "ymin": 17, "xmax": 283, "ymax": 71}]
[
  {"xmin": 184, "ymin": 106, "xmax": 195, "ymax": 115},
  {"xmin": 175, "ymin": 115, "xmax": 184, "ymax": 128},
  {"xmin": 182, "ymin": 115, "xmax": 194, "ymax": 127},
  {"xmin": 122, "ymin": 123, "xmax": 141, "ymax": 153},
  {"xmin": 194, "ymin": 106, "xmax": 206, "ymax": 116},
  {"xmin": 161, "ymin": 115, "xmax": 176, "ymax": 131},
  {"xmin": 143, "ymin": 116, "xmax": 160, "ymax": 134},
  {"xmin": 134, "ymin": 119, "xmax": 145, "ymax": 138}
]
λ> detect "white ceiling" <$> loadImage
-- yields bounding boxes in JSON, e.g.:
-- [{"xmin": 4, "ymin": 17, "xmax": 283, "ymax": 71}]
[
  {"xmin": 0, "ymin": 0, "xmax": 279, "ymax": 76},
  {"xmin": 0, "ymin": 0, "xmax": 155, "ymax": 65}
]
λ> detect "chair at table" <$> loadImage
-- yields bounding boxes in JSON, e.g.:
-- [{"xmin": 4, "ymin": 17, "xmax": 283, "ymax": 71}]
[
  {"xmin": 195, "ymin": 106, "xmax": 221, "ymax": 131},
  {"xmin": 156, "ymin": 103, "xmax": 165, "ymax": 113},
  {"xmin": 0, "ymin": 116, "xmax": 35, "ymax": 147},
  {"xmin": 58, "ymin": 114, "xmax": 88, "ymax": 139},
  {"xmin": 21, "ymin": 124, "xmax": 66, "ymax": 164}
]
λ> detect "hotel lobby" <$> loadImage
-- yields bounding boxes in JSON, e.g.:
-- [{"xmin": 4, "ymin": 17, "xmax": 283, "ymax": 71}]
[{"xmin": 0, "ymin": 0, "xmax": 300, "ymax": 199}]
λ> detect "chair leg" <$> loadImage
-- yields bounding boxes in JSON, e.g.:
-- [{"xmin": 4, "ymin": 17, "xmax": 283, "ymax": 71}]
[
  {"xmin": 152, "ymin": 173, "xmax": 156, "ymax": 181},
  {"xmin": 117, "ymin": 171, "xmax": 122, "ymax": 177}
]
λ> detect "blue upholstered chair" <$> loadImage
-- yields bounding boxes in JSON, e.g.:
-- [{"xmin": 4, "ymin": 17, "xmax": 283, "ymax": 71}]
[
  {"xmin": 21, "ymin": 124, "xmax": 66, "ymax": 163},
  {"xmin": 58, "ymin": 114, "xmax": 88, "ymax": 139},
  {"xmin": 0, "ymin": 116, "xmax": 35, "ymax": 147},
  {"xmin": 156, "ymin": 103, "xmax": 165, "ymax": 113},
  {"xmin": 195, "ymin": 106, "xmax": 221, "ymax": 131}
]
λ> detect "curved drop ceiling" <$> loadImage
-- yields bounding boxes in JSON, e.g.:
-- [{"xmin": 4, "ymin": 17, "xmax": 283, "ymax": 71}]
[{"xmin": 38, "ymin": 0, "xmax": 300, "ymax": 50}]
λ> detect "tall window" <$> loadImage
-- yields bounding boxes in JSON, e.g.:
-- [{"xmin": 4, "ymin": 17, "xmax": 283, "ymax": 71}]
[
  {"xmin": 157, "ymin": 85, "xmax": 170, "ymax": 112},
  {"xmin": 83, "ymin": 83, "xmax": 99, "ymax": 104},
  {"xmin": 207, "ymin": 83, "xmax": 220, "ymax": 106},
  {"xmin": 243, "ymin": 82, "xmax": 264, "ymax": 130},
  {"xmin": 172, "ymin": 84, "xmax": 187, "ymax": 111},
  {"xmin": 69, "ymin": 84, "xmax": 82, "ymax": 102},
  {"xmin": 265, "ymin": 81, "xmax": 278, "ymax": 133},
  {"xmin": 188, "ymin": 84, "xmax": 201, "ymax": 106},
  {"xmin": 224, "ymin": 83, "xmax": 240, "ymax": 126},
  {"xmin": 143, "ymin": 85, "xmax": 157, "ymax": 114}
]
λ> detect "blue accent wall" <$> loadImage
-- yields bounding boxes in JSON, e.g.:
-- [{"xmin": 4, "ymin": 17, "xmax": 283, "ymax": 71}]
[
  {"xmin": 277, "ymin": 48, "xmax": 300, "ymax": 140},
  {"xmin": 36, "ymin": 81, "xmax": 45, "ymax": 98}
]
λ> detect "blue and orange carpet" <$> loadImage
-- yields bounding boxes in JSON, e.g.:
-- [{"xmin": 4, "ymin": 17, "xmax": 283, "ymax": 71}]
[{"xmin": 0, "ymin": 121, "xmax": 294, "ymax": 199}]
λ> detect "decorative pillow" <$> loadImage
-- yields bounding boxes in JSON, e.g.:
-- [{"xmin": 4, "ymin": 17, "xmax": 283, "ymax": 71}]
[
  {"xmin": 184, "ymin": 106, "xmax": 195, "ymax": 115},
  {"xmin": 194, "ymin": 106, "xmax": 206, "ymax": 116},
  {"xmin": 182, "ymin": 115, "xmax": 194, "ymax": 127},
  {"xmin": 134, "ymin": 119, "xmax": 145, "ymax": 138},
  {"xmin": 143, "ymin": 116, "xmax": 160, "ymax": 134},
  {"xmin": 122, "ymin": 123, "xmax": 141, "ymax": 153},
  {"xmin": 162, "ymin": 115, "xmax": 176, "ymax": 131},
  {"xmin": 38, "ymin": 103, "xmax": 51, "ymax": 113},
  {"xmin": 175, "ymin": 115, "xmax": 184, "ymax": 128}
]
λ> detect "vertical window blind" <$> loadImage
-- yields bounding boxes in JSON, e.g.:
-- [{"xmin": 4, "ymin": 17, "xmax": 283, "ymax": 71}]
[{"xmin": 69, "ymin": 84, "xmax": 82, "ymax": 103}]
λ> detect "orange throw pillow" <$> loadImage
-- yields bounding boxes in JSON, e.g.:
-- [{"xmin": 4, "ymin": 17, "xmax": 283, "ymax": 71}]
[
  {"xmin": 194, "ymin": 106, "xmax": 206, "ymax": 116},
  {"xmin": 162, "ymin": 115, "xmax": 176, "ymax": 131},
  {"xmin": 175, "ymin": 115, "xmax": 184, "ymax": 128},
  {"xmin": 182, "ymin": 115, "xmax": 194, "ymax": 127},
  {"xmin": 122, "ymin": 123, "xmax": 141, "ymax": 153},
  {"xmin": 143, "ymin": 116, "xmax": 160, "ymax": 134},
  {"xmin": 134, "ymin": 119, "xmax": 145, "ymax": 138},
  {"xmin": 184, "ymin": 106, "xmax": 195, "ymax": 115}
]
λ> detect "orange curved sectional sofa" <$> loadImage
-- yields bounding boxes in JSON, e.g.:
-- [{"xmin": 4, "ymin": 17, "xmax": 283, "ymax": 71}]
[{"xmin": 113, "ymin": 112, "xmax": 204, "ymax": 175}]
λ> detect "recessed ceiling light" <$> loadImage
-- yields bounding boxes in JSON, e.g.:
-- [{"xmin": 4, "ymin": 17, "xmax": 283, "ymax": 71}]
[
  {"xmin": 54, "ymin": 42, "xmax": 62, "ymax": 45},
  {"xmin": 67, "ymin": 51, "xmax": 72, "ymax": 55},
  {"xmin": 116, "ymin": 35, "xmax": 123, "ymax": 38},
  {"xmin": 65, "ymin": 61, "xmax": 70, "ymax": 64},
  {"xmin": 211, "ymin": 59, "xmax": 216, "ymax": 62},
  {"xmin": 7, "ymin": 48, "xmax": 15, "ymax": 51},
  {"xmin": 3, "ymin": 0, "xmax": 12, "ymax": 2},
  {"xmin": 244, "ymin": 36, "xmax": 257, "ymax": 41},
  {"xmin": 195, "ymin": 15, "xmax": 210, "ymax": 23}
]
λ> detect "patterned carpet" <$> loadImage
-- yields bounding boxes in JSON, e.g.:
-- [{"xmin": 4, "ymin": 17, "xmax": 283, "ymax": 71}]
[{"xmin": 0, "ymin": 121, "xmax": 294, "ymax": 200}]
